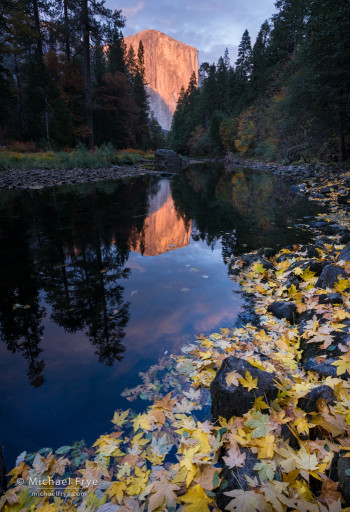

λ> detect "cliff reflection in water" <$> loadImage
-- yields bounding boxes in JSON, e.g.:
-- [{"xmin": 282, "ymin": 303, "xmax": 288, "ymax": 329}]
[{"xmin": 129, "ymin": 180, "xmax": 191, "ymax": 256}]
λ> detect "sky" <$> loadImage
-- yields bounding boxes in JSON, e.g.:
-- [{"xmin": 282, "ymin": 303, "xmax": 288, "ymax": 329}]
[{"xmin": 106, "ymin": 0, "xmax": 277, "ymax": 64}]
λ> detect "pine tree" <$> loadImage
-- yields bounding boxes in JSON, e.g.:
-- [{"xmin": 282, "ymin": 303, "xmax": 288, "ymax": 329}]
[{"xmin": 235, "ymin": 29, "xmax": 252, "ymax": 81}]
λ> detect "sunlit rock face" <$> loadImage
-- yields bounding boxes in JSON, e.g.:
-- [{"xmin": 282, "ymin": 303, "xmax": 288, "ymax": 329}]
[
  {"xmin": 124, "ymin": 30, "xmax": 198, "ymax": 130},
  {"xmin": 129, "ymin": 181, "xmax": 191, "ymax": 256}
]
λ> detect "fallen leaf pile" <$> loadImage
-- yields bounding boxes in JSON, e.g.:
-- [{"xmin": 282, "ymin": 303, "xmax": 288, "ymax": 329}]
[{"xmin": 2, "ymin": 172, "xmax": 350, "ymax": 511}]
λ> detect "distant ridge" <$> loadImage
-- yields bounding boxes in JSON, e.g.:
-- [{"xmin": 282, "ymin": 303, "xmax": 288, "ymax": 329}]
[{"xmin": 124, "ymin": 29, "xmax": 198, "ymax": 130}]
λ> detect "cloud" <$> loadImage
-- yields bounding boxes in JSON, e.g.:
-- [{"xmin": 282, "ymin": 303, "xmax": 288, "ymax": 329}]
[{"xmin": 121, "ymin": 1, "xmax": 145, "ymax": 18}]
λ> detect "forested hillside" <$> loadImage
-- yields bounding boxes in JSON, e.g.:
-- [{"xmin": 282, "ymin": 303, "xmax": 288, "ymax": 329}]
[
  {"xmin": 168, "ymin": 0, "xmax": 350, "ymax": 162},
  {"xmin": 0, "ymin": 0, "xmax": 163, "ymax": 150}
]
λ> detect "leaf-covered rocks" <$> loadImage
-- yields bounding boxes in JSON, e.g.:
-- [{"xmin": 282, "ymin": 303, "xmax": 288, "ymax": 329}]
[{"xmin": 210, "ymin": 357, "xmax": 278, "ymax": 420}]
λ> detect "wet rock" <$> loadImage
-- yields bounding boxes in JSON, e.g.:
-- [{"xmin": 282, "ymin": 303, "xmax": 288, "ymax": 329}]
[
  {"xmin": 257, "ymin": 247, "xmax": 277, "ymax": 259},
  {"xmin": 338, "ymin": 243, "xmax": 350, "ymax": 262},
  {"xmin": 312, "ymin": 192, "xmax": 325, "ymax": 199},
  {"xmin": 284, "ymin": 276, "xmax": 300, "ymax": 290},
  {"xmin": 216, "ymin": 449, "xmax": 259, "ymax": 511},
  {"xmin": 289, "ymin": 259, "xmax": 331, "ymax": 277},
  {"xmin": 298, "ymin": 385, "xmax": 335, "ymax": 413},
  {"xmin": 210, "ymin": 357, "xmax": 278, "ymax": 420},
  {"xmin": 337, "ymin": 193, "xmax": 350, "ymax": 205},
  {"xmin": 155, "ymin": 149, "xmax": 182, "ymax": 172},
  {"xmin": 338, "ymin": 454, "xmax": 350, "ymax": 506},
  {"xmin": 229, "ymin": 253, "xmax": 274, "ymax": 276},
  {"xmin": 241, "ymin": 254, "xmax": 274, "ymax": 270},
  {"xmin": 323, "ymin": 224, "xmax": 348, "ymax": 235},
  {"xmin": 303, "ymin": 358, "xmax": 338, "ymax": 378},
  {"xmin": 312, "ymin": 221, "xmax": 329, "ymax": 229},
  {"xmin": 299, "ymin": 245, "xmax": 320, "ymax": 259},
  {"xmin": 340, "ymin": 232, "xmax": 350, "ymax": 245},
  {"xmin": 267, "ymin": 301, "xmax": 297, "ymax": 323},
  {"xmin": 317, "ymin": 293, "xmax": 343, "ymax": 305},
  {"xmin": 316, "ymin": 264, "xmax": 347, "ymax": 289}
]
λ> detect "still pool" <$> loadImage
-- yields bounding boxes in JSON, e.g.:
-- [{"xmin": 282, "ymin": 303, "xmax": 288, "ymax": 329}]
[{"xmin": 0, "ymin": 165, "xmax": 323, "ymax": 467}]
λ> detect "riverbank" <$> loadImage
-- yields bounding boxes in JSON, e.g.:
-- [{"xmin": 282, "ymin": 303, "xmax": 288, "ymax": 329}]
[
  {"xmin": 1, "ymin": 164, "xmax": 350, "ymax": 511},
  {"xmin": 0, "ymin": 163, "xmax": 163, "ymax": 190}
]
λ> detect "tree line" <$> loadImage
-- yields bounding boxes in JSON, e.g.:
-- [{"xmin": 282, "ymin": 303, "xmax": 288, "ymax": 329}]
[
  {"xmin": 0, "ymin": 0, "xmax": 163, "ymax": 150},
  {"xmin": 168, "ymin": 0, "xmax": 350, "ymax": 162}
]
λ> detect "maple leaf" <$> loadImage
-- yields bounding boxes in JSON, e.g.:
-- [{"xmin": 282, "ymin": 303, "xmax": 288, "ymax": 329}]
[
  {"xmin": 150, "ymin": 434, "xmax": 173, "ymax": 457},
  {"xmin": 147, "ymin": 479, "xmax": 180, "ymax": 511},
  {"xmin": 254, "ymin": 396, "xmax": 269, "ymax": 411},
  {"xmin": 112, "ymin": 409, "xmax": 129, "ymax": 427},
  {"xmin": 179, "ymin": 484, "xmax": 212, "ymax": 512},
  {"xmin": 319, "ymin": 475, "xmax": 342, "ymax": 505},
  {"xmin": 224, "ymin": 489, "xmax": 271, "ymax": 512},
  {"xmin": 254, "ymin": 434, "xmax": 275, "ymax": 459},
  {"xmin": 225, "ymin": 370, "xmax": 242, "ymax": 387},
  {"xmin": 51, "ymin": 456, "xmax": 70, "ymax": 475},
  {"xmin": 132, "ymin": 413, "xmax": 151, "ymax": 432},
  {"xmin": 107, "ymin": 481, "xmax": 127, "ymax": 504},
  {"xmin": 238, "ymin": 370, "xmax": 258, "ymax": 391},
  {"xmin": 245, "ymin": 411, "xmax": 270, "ymax": 438},
  {"xmin": 222, "ymin": 444, "xmax": 246, "ymax": 468},
  {"xmin": 331, "ymin": 356, "xmax": 350, "ymax": 375},
  {"xmin": 252, "ymin": 262, "xmax": 267, "ymax": 274},
  {"xmin": 253, "ymin": 460, "xmax": 275, "ymax": 481}
]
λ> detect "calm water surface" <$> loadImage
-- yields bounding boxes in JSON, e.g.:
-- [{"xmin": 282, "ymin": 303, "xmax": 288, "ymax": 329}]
[{"xmin": 0, "ymin": 165, "xmax": 323, "ymax": 466}]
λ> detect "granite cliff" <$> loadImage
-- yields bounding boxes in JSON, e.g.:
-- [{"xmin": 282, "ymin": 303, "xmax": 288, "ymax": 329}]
[{"xmin": 124, "ymin": 30, "xmax": 198, "ymax": 131}]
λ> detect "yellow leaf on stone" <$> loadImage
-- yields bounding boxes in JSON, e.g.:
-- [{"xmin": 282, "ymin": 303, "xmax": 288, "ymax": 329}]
[
  {"xmin": 225, "ymin": 371, "xmax": 242, "ymax": 387},
  {"xmin": 238, "ymin": 370, "xmax": 258, "ymax": 391}
]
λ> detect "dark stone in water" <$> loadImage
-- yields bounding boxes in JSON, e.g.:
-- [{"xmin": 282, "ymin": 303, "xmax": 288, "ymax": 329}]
[
  {"xmin": 155, "ymin": 149, "xmax": 182, "ymax": 172},
  {"xmin": 323, "ymin": 224, "xmax": 348, "ymax": 235},
  {"xmin": 340, "ymin": 232, "xmax": 350, "ymax": 245},
  {"xmin": 316, "ymin": 264, "xmax": 347, "ymax": 289},
  {"xmin": 210, "ymin": 357, "xmax": 278, "ymax": 420},
  {"xmin": 258, "ymin": 247, "xmax": 277, "ymax": 259},
  {"xmin": 267, "ymin": 301, "xmax": 297, "ymax": 323}
]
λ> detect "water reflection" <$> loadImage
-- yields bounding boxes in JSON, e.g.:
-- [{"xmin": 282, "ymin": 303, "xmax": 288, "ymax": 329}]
[
  {"xmin": 129, "ymin": 180, "xmax": 191, "ymax": 256},
  {"xmin": 0, "ymin": 166, "xmax": 323, "ymax": 466}
]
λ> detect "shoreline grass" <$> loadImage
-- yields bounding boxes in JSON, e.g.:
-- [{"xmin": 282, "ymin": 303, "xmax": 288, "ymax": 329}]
[{"xmin": 0, "ymin": 145, "xmax": 155, "ymax": 171}]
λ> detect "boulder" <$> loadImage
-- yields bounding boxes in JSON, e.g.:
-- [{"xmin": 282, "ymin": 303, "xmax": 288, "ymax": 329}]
[
  {"xmin": 289, "ymin": 259, "xmax": 331, "ymax": 277},
  {"xmin": 316, "ymin": 265, "xmax": 347, "ymax": 289},
  {"xmin": 229, "ymin": 253, "xmax": 274, "ymax": 276},
  {"xmin": 299, "ymin": 245, "xmax": 320, "ymax": 259},
  {"xmin": 267, "ymin": 301, "xmax": 297, "ymax": 323},
  {"xmin": 317, "ymin": 293, "xmax": 343, "ymax": 305},
  {"xmin": 303, "ymin": 358, "xmax": 338, "ymax": 378},
  {"xmin": 155, "ymin": 149, "xmax": 182, "ymax": 172},
  {"xmin": 337, "ymin": 193, "xmax": 350, "ymax": 205},
  {"xmin": 257, "ymin": 247, "xmax": 277, "ymax": 259},
  {"xmin": 338, "ymin": 243, "xmax": 350, "ymax": 262},
  {"xmin": 210, "ymin": 357, "xmax": 278, "ymax": 420},
  {"xmin": 298, "ymin": 385, "xmax": 335, "ymax": 413},
  {"xmin": 323, "ymin": 224, "xmax": 348, "ymax": 235},
  {"xmin": 340, "ymin": 232, "xmax": 350, "ymax": 245},
  {"xmin": 284, "ymin": 276, "xmax": 300, "ymax": 290}
]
